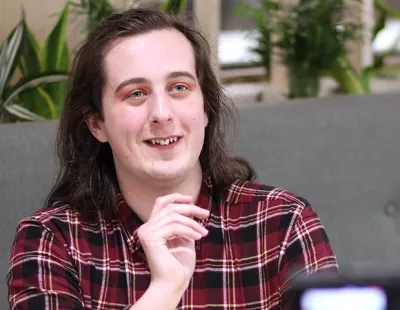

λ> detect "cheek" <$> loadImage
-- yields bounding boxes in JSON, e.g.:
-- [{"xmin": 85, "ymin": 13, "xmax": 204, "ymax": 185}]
[
  {"xmin": 188, "ymin": 114, "xmax": 207, "ymax": 131},
  {"xmin": 193, "ymin": 112, "xmax": 208, "ymax": 129},
  {"xmin": 187, "ymin": 114, "xmax": 207, "ymax": 143},
  {"xmin": 183, "ymin": 104, "xmax": 207, "ymax": 126},
  {"xmin": 105, "ymin": 107, "xmax": 145, "ymax": 141}
]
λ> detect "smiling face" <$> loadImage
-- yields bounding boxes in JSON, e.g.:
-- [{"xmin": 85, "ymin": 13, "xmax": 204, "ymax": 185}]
[{"xmin": 87, "ymin": 29, "xmax": 208, "ymax": 188}]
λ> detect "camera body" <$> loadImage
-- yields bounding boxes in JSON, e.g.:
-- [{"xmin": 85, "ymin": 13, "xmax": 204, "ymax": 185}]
[{"xmin": 289, "ymin": 271, "xmax": 400, "ymax": 310}]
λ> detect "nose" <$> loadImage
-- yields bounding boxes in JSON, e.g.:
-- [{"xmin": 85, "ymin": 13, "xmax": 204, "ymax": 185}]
[{"xmin": 148, "ymin": 91, "xmax": 173, "ymax": 124}]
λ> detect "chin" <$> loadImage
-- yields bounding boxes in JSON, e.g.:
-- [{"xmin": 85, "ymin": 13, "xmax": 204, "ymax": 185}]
[
  {"xmin": 147, "ymin": 166, "xmax": 187, "ymax": 181},
  {"xmin": 146, "ymin": 159, "xmax": 201, "ymax": 182}
]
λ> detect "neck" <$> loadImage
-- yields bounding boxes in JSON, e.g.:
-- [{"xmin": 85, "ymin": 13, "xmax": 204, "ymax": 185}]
[{"xmin": 117, "ymin": 163, "xmax": 204, "ymax": 222}]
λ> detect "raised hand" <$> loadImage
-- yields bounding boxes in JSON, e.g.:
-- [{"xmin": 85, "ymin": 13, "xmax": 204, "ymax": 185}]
[{"xmin": 137, "ymin": 193, "xmax": 209, "ymax": 293}]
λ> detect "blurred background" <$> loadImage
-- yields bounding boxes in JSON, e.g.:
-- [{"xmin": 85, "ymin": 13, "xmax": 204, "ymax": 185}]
[{"xmin": 0, "ymin": 0, "xmax": 400, "ymax": 122}]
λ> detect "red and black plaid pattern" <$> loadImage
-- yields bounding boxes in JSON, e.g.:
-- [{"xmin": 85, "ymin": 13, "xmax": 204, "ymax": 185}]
[{"xmin": 8, "ymin": 176, "xmax": 338, "ymax": 309}]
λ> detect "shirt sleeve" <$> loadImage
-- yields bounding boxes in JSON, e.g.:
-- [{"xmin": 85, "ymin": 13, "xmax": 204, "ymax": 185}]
[
  {"xmin": 7, "ymin": 218, "xmax": 85, "ymax": 309},
  {"xmin": 278, "ymin": 203, "xmax": 339, "ymax": 309}
]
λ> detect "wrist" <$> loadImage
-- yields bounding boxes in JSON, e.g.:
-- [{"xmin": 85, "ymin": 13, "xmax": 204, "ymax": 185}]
[
  {"xmin": 129, "ymin": 281, "xmax": 185, "ymax": 310},
  {"xmin": 149, "ymin": 279, "xmax": 187, "ymax": 297}
]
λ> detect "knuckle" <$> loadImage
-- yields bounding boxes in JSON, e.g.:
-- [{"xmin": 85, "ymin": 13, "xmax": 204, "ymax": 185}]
[
  {"xmin": 137, "ymin": 224, "xmax": 149, "ymax": 241},
  {"xmin": 154, "ymin": 196, "xmax": 164, "ymax": 205},
  {"xmin": 170, "ymin": 204, "xmax": 181, "ymax": 214},
  {"xmin": 171, "ymin": 223, "xmax": 180, "ymax": 232},
  {"xmin": 169, "ymin": 213, "xmax": 180, "ymax": 223}
]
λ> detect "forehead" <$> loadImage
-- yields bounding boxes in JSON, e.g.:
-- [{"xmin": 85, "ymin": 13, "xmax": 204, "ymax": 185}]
[{"xmin": 103, "ymin": 29, "xmax": 197, "ymax": 85}]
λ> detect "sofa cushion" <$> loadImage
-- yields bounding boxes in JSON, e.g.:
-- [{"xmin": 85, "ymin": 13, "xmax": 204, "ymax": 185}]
[
  {"xmin": 1, "ymin": 93, "xmax": 399, "ymax": 308},
  {"xmin": 234, "ymin": 93, "xmax": 400, "ymax": 272}
]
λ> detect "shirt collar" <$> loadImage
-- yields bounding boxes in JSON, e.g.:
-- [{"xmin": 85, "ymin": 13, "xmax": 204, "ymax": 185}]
[{"xmin": 116, "ymin": 174, "xmax": 214, "ymax": 255}]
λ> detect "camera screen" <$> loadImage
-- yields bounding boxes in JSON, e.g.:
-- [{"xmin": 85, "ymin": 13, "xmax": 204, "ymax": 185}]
[{"xmin": 300, "ymin": 286, "xmax": 387, "ymax": 310}]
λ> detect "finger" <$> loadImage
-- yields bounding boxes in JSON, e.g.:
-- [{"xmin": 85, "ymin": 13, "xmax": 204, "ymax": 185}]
[
  {"xmin": 157, "ymin": 203, "xmax": 210, "ymax": 221},
  {"xmin": 155, "ymin": 213, "xmax": 209, "ymax": 237},
  {"xmin": 152, "ymin": 193, "xmax": 193, "ymax": 215},
  {"xmin": 162, "ymin": 223, "xmax": 204, "ymax": 241}
]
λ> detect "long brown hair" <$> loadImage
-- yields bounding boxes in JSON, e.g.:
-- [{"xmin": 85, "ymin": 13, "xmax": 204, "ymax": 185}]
[{"xmin": 47, "ymin": 8, "xmax": 255, "ymax": 221}]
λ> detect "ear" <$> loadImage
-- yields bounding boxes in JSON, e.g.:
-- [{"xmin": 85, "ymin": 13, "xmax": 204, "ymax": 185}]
[
  {"xmin": 86, "ymin": 114, "xmax": 108, "ymax": 143},
  {"xmin": 203, "ymin": 111, "xmax": 209, "ymax": 127}
]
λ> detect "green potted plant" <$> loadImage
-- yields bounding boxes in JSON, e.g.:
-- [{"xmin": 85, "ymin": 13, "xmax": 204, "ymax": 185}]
[
  {"xmin": 235, "ymin": 0, "xmax": 358, "ymax": 98},
  {"xmin": 160, "ymin": 0, "xmax": 187, "ymax": 15},
  {"xmin": 70, "ymin": 0, "xmax": 187, "ymax": 34},
  {"xmin": 237, "ymin": 0, "xmax": 400, "ymax": 98},
  {"xmin": 70, "ymin": 0, "xmax": 119, "ymax": 33},
  {"xmin": 0, "ymin": 9, "xmax": 69, "ymax": 123},
  {"xmin": 234, "ymin": 0, "xmax": 280, "ymax": 81},
  {"xmin": 276, "ymin": 0, "xmax": 359, "ymax": 98},
  {"xmin": 372, "ymin": 0, "xmax": 400, "ymax": 70},
  {"xmin": 17, "ymin": 1, "xmax": 71, "ymax": 120}
]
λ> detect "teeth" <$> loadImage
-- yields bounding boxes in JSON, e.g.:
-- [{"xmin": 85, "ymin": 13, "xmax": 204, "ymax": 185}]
[{"xmin": 150, "ymin": 137, "xmax": 178, "ymax": 145}]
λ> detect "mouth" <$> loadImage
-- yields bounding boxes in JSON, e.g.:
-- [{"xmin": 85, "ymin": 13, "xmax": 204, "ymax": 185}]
[{"xmin": 145, "ymin": 136, "xmax": 181, "ymax": 148}]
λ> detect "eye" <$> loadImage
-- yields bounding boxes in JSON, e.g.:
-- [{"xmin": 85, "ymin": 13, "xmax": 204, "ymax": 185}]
[
  {"xmin": 171, "ymin": 84, "xmax": 188, "ymax": 93},
  {"xmin": 127, "ymin": 90, "xmax": 145, "ymax": 99}
]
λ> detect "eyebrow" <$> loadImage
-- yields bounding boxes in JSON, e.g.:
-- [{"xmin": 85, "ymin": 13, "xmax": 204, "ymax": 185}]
[{"xmin": 114, "ymin": 71, "xmax": 197, "ymax": 94}]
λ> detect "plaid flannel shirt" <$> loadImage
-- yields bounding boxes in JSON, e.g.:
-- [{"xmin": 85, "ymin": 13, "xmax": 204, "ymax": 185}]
[{"xmin": 8, "ymin": 176, "xmax": 338, "ymax": 309}]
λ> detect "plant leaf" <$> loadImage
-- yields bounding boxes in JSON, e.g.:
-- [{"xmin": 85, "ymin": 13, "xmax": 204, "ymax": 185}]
[
  {"xmin": 18, "ymin": 86, "xmax": 58, "ymax": 120},
  {"xmin": 4, "ymin": 103, "xmax": 45, "ymax": 121},
  {"xmin": 17, "ymin": 87, "xmax": 50, "ymax": 119},
  {"xmin": 17, "ymin": 17, "xmax": 44, "ymax": 117},
  {"xmin": 40, "ymin": 1, "xmax": 70, "ymax": 116},
  {"xmin": 19, "ymin": 11, "xmax": 41, "ymax": 77},
  {"xmin": 41, "ymin": 1, "xmax": 70, "ymax": 71},
  {"xmin": 0, "ymin": 22, "xmax": 24, "ymax": 97},
  {"xmin": 160, "ymin": 0, "xmax": 186, "ymax": 15},
  {"xmin": 3, "ymin": 74, "xmax": 69, "ymax": 108},
  {"xmin": 330, "ymin": 56, "xmax": 365, "ymax": 94},
  {"xmin": 375, "ymin": 0, "xmax": 400, "ymax": 18},
  {"xmin": 45, "ymin": 42, "xmax": 69, "ymax": 114},
  {"xmin": 360, "ymin": 66, "xmax": 374, "ymax": 93},
  {"xmin": 36, "ymin": 86, "xmax": 58, "ymax": 119},
  {"xmin": 373, "ymin": 11, "xmax": 386, "ymax": 41}
]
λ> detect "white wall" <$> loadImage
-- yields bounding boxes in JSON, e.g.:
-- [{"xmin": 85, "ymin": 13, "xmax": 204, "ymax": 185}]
[
  {"xmin": 1, "ymin": 0, "xmax": 82, "ymax": 49},
  {"xmin": 0, "ymin": 0, "xmax": 137, "ymax": 51}
]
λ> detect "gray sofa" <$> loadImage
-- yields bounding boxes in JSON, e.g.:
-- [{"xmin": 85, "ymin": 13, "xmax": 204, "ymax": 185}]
[{"xmin": 1, "ymin": 93, "xmax": 400, "ymax": 308}]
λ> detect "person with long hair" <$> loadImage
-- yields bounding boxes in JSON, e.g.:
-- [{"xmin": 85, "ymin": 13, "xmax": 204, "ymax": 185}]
[{"xmin": 8, "ymin": 8, "xmax": 338, "ymax": 309}]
